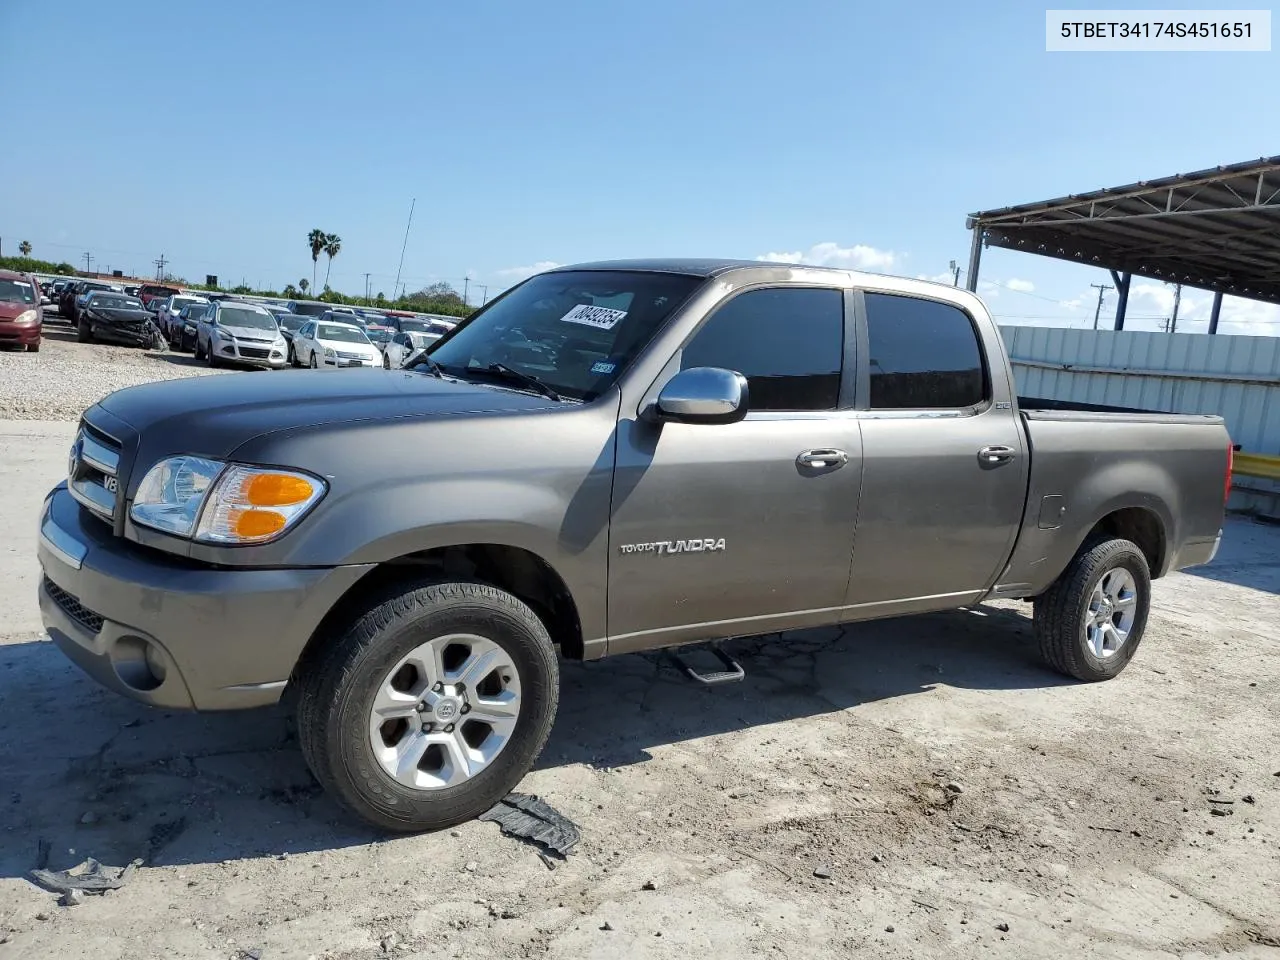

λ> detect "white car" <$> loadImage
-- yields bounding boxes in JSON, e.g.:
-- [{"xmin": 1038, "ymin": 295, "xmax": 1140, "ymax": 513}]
[
  {"xmin": 159, "ymin": 293, "xmax": 210, "ymax": 342},
  {"xmin": 292, "ymin": 319, "xmax": 382, "ymax": 369},
  {"xmin": 381, "ymin": 329, "xmax": 444, "ymax": 369}
]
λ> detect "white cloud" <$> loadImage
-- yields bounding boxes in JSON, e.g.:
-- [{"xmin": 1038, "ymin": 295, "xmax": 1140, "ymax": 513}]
[
  {"xmin": 757, "ymin": 242, "xmax": 896, "ymax": 272},
  {"xmin": 1059, "ymin": 297, "xmax": 1083, "ymax": 310},
  {"xmin": 496, "ymin": 261, "xmax": 562, "ymax": 281},
  {"xmin": 1005, "ymin": 278, "xmax": 1035, "ymax": 293}
]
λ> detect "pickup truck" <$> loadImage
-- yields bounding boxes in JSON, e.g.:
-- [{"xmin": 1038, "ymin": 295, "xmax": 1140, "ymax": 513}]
[{"xmin": 37, "ymin": 259, "xmax": 1232, "ymax": 832}]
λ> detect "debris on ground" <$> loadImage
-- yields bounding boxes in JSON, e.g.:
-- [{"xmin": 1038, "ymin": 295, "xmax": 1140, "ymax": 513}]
[
  {"xmin": 996, "ymin": 922, "xmax": 1010, "ymax": 932},
  {"xmin": 813, "ymin": 865, "xmax": 832, "ymax": 880},
  {"xmin": 642, "ymin": 880, "xmax": 657, "ymax": 890},
  {"xmin": 60, "ymin": 889, "xmax": 86, "ymax": 907},
  {"xmin": 30, "ymin": 857, "xmax": 143, "ymax": 897},
  {"xmin": 479, "ymin": 793, "xmax": 581, "ymax": 858}
]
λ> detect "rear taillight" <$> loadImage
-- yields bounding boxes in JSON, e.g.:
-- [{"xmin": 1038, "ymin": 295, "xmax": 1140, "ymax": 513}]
[{"xmin": 1225, "ymin": 442, "xmax": 1236, "ymax": 505}]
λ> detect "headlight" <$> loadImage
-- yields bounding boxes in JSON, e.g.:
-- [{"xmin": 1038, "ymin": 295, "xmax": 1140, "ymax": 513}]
[
  {"xmin": 13, "ymin": 310, "xmax": 39, "ymax": 325},
  {"xmin": 195, "ymin": 465, "xmax": 326, "ymax": 544},
  {"xmin": 130, "ymin": 456, "xmax": 223, "ymax": 537},
  {"xmin": 324, "ymin": 347, "xmax": 335, "ymax": 358},
  {"xmin": 215, "ymin": 329, "xmax": 233, "ymax": 340},
  {"xmin": 130, "ymin": 457, "xmax": 326, "ymax": 544}
]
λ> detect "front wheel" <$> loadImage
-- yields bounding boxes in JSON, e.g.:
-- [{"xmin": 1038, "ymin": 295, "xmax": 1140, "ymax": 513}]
[
  {"xmin": 294, "ymin": 581, "xmax": 559, "ymax": 832},
  {"xmin": 1033, "ymin": 537, "xmax": 1151, "ymax": 681},
  {"xmin": 382, "ymin": 352, "xmax": 391, "ymax": 370},
  {"xmin": 77, "ymin": 319, "xmax": 92, "ymax": 343},
  {"xmin": 309, "ymin": 352, "xmax": 318, "ymax": 369}
]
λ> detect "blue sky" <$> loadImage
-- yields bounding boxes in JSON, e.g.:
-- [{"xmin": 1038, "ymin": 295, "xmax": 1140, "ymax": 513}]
[{"xmin": 1, "ymin": 0, "xmax": 1275, "ymax": 331}]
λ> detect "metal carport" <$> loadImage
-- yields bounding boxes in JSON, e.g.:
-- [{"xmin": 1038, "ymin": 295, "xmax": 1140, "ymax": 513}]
[{"xmin": 966, "ymin": 156, "xmax": 1280, "ymax": 332}]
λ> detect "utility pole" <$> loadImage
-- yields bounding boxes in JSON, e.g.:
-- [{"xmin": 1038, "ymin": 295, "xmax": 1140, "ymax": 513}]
[
  {"xmin": 83, "ymin": 252, "xmax": 93, "ymax": 274},
  {"xmin": 462, "ymin": 276, "xmax": 471, "ymax": 307},
  {"xmin": 1090, "ymin": 282, "xmax": 1113, "ymax": 330},
  {"xmin": 478, "ymin": 284, "xmax": 489, "ymax": 305},
  {"xmin": 363, "ymin": 272, "xmax": 371, "ymax": 305},
  {"xmin": 154, "ymin": 254, "xmax": 168, "ymax": 281},
  {"xmin": 1169, "ymin": 283, "xmax": 1182, "ymax": 333},
  {"xmin": 949, "ymin": 260, "xmax": 961, "ymax": 287}
]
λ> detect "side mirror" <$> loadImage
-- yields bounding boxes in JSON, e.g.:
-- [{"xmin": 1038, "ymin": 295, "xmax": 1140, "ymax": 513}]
[{"xmin": 652, "ymin": 367, "xmax": 749, "ymax": 425}]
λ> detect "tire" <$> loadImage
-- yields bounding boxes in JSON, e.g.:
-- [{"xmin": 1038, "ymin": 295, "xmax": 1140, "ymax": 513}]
[
  {"xmin": 28, "ymin": 341, "xmax": 40, "ymax": 353},
  {"xmin": 77, "ymin": 319, "xmax": 92, "ymax": 343},
  {"xmin": 294, "ymin": 580, "xmax": 559, "ymax": 832},
  {"xmin": 1034, "ymin": 537, "xmax": 1151, "ymax": 682},
  {"xmin": 206, "ymin": 342, "xmax": 219, "ymax": 368},
  {"xmin": 309, "ymin": 352, "xmax": 318, "ymax": 369},
  {"xmin": 382, "ymin": 352, "xmax": 390, "ymax": 370},
  {"xmin": 287, "ymin": 344, "xmax": 297, "ymax": 367}
]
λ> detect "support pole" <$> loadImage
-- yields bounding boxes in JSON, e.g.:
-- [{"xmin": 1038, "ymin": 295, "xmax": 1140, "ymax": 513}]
[
  {"xmin": 1109, "ymin": 270, "xmax": 1131, "ymax": 331},
  {"xmin": 965, "ymin": 226, "xmax": 984, "ymax": 292},
  {"xmin": 1208, "ymin": 291, "xmax": 1223, "ymax": 335}
]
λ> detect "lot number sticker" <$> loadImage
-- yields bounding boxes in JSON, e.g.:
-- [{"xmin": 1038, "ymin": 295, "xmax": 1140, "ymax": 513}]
[{"xmin": 561, "ymin": 303, "xmax": 628, "ymax": 330}]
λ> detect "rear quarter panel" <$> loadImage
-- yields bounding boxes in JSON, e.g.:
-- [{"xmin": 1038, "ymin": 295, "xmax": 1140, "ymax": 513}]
[{"xmin": 998, "ymin": 411, "xmax": 1229, "ymax": 595}]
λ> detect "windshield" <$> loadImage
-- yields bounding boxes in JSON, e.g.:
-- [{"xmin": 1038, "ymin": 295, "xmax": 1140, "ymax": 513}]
[
  {"xmin": 399, "ymin": 318, "xmax": 440, "ymax": 334},
  {"xmin": 219, "ymin": 307, "xmax": 277, "ymax": 331},
  {"xmin": 0, "ymin": 279, "xmax": 36, "ymax": 304},
  {"xmin": 275, "ymin": 314, "xmax": 305, "ymax": 331},
  {"xmin": 317, "ymin": 323, "xmax": 370, "ymax": 344},
  {"xmin": 91, "ymin": 295, "xmax": 144, "ymax": 310},
  {"xmin": 366, "ymin": 328, "xmax": 392, "ymax": 344},
  {"xmin": 171, "ymin": 296, "xmax": 203, "ymax": 311},
  {"xmin": 428, "ymin": 270, "xmax": 703, "ymax": 401}
]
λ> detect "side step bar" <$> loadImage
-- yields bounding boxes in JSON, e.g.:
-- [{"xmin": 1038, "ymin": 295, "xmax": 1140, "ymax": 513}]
[{"xmin": 667, "ymin": 642, "xmax": 745, "ymax": 686}]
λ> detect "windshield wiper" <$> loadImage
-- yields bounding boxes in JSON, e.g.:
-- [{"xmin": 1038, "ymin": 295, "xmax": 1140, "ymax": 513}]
[
  {"xmin": 404, "ymin": 351, "xmax": 445, "ymax": 378},
  {"xmin": 483, "ymin": 363, "xmax": 562, "ymax": 401}
]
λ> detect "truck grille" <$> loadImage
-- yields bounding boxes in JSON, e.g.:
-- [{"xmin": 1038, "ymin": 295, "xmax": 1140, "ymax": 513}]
[
  {"xmin": 43, "ymin": 576, "xmax": 105, "ymax": 634},
  {"xmin": 68, "ymin": 421, "xmax": 122, "ymax": 522},
  {"xmin": 239, "ymin": 346, "xmax": 271, "ymax": 359}
]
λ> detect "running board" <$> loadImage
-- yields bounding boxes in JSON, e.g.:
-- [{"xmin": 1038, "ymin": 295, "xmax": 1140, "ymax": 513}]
[{"xmin": 667, "ymin": 642, "xmax": 745, "ymax": 686}]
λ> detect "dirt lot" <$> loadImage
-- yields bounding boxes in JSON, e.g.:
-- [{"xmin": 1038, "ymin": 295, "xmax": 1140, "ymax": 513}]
[{"xmin": 2, "ymin": 416, "xmax": 1279, "ymax": 958}]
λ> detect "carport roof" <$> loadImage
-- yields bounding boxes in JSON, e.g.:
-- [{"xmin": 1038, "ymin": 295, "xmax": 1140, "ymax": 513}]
[{"xmin": 968, "ymin": 156, "xmax": 1280, "ymax": 304}]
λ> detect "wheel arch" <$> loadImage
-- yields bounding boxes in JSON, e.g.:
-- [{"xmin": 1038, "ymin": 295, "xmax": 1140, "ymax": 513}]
[
  {"xmin": 1086, "ymin": 505, "xmax": 1167, "ymax": 577},
  {"xmin": 286, "ymin": 542, "xmax": 585, "ymax": 701}
]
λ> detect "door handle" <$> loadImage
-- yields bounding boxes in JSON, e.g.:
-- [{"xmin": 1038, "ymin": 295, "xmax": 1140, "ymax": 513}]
[
  {"xmin": 797, "ymin": 449, "xmax": 849, "ymax": 469},
  {"xmin": 978, "ymin": 444, "xmax": 1016, "ymax": 465}
]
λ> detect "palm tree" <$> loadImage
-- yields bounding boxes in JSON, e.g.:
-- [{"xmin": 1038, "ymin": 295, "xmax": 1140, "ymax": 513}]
[
  {"xmin": 307, "ymin": 228, "xmax": 327, "ymax": 294},
  {"xmin": 323, "ymin": 234, "xmax": 341, "ymax": 291},
  {"xmin": 18, "ymin": 241, "xmax": 32, "ymax": 258},
  {"xmin": 299, "ymin": 278, "xmax": 309, "ymax": 294}
]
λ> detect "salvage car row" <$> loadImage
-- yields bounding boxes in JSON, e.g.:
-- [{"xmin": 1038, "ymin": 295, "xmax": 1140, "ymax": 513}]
[{"xmin": 9, "ymin": 272, "xmax": 459, "ymax": 371}]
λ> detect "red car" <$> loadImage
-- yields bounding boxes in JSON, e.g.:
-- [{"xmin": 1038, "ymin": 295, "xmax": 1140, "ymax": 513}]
[
  {"xmin": 137, "ymin": 282, "xmax": 181, "ymax": 309},
  {"xmin": 0, "ymin": 269, "xmax": 42, "ymax": 352}
]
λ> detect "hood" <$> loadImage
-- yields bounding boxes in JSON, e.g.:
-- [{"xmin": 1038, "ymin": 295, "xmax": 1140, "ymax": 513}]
[
  {"xmin": 96, "ymin": 368, "xmax": 563, "ymax": 463},
  {"xmin": 221, "ymin": 323, "xmax": 281, "ymax": 341},
  {"xmin": 0, "ymin": 301, "xmax": 37, "ymax": 320},
  {"xmin": 86, "ymin": 306, "xmax": 151, "ymax": 323}
]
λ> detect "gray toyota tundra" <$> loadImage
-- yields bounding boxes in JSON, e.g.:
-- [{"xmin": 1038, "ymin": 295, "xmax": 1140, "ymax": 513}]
[{"xmin": 37, "ymin": 259, "xmax": 1232, "ymax": 831}]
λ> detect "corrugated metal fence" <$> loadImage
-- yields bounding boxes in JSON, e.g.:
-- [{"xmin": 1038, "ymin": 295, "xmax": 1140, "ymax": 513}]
[{"xmin": 999, "ymin": 325, "xmax": 1280, "ymax": 510}]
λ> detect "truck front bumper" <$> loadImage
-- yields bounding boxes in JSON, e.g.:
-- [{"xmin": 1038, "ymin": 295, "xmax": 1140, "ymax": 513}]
[{"xmin": 37, "ymin": 484, "xmax": 374, "ymax": 711}]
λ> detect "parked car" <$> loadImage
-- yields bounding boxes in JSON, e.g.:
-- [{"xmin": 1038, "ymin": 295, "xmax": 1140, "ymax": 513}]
[
  {"xmin": 0, "ymin": 269, "xmax": 42, "ymax": 352},
  {"xmin": 123, "ymin": 285, "xmax": 141, "ymax": 297},
  {"xmin": 319, "ymin": 309, "xmax": 364, "ymax": 327},
  {"xmin": 290, "ymin": 318, "xmax": 381, "ymax": 368},
  {"xmin": 75, "ymin": 291, "xmax": 157, "ymax": 347},
  {"xmin": 36, "ymin": 259, "xmax": 1232, "ymax": 833},
  {"xmin": 194, "ymin": 301, "xmax": 289, "ymax": 369},
  {"xmin": 268, "ymin": 310, "xmax": 308, "ymax": 364},
  {"xmin": 365, "ymin": 325, "xmax": 393, "ymax": 358},
  {"xmin": 137, "ymin": 283, "xmax": 181, "ymax": 309},
  {"xmin": 61, "ymin": 280, "xmax": 118, "ymax": 322},
  {"xmin": 380, "ymin": 328, "xmax": 442, "ymax": 369},
  {"xmin": 285, "ymin": 299, "xmax": 347, "ymax": 318},
  {"xmin": 158, "ymin": 294, "xmax": 210, "ymax": 341},
  {"xmin": 173, "ymin": 303, "xmax": 210, "ymax": 351}
]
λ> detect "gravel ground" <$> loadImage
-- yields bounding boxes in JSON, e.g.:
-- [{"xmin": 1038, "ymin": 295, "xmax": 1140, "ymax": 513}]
[{"xmin": 0, "ymin": 312, "xmax": 228, "ymax": 421}]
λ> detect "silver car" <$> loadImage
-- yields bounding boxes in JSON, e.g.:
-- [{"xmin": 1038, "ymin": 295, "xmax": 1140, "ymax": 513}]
[{"xmin": 194, "ymin": 301, "xmax": 289, "ymax": 369}]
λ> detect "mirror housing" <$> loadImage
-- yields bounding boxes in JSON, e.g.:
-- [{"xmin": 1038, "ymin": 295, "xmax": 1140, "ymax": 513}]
[{"xmin": 652, "ymin": 367, "xmax": 749, "ymax": 425}]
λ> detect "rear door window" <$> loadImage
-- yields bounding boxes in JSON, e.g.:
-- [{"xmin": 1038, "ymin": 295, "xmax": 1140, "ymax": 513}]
[{"xmin": 863, "ymin": 293, "xmax": 987, "ymax": 409}]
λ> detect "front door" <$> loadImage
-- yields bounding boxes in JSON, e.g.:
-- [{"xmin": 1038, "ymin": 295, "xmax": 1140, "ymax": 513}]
[{"xmin": 607, "ymin": 286, "xmax": 862, "ymax": 654}]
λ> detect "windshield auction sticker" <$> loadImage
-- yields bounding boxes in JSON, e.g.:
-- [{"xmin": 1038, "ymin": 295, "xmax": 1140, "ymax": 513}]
[{"xmin": 561, "ymin": 304, "xmax": 628, "ymax": 330}]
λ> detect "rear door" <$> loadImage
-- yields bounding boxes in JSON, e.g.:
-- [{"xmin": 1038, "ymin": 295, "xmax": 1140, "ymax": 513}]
[
  {"xmin": 607, "ymin": 286, "xmax": 863, "ymax": 654},
  {"xmin": 844, "ymin": 290, "xmax": 1028, "ymax": 617}
]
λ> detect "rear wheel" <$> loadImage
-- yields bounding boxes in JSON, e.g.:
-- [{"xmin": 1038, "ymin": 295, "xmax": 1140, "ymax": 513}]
[
  {"xmin": 382, "ymin": 352, "xmax": 391, "ymax": 369},
  {"xmin": 206, "ymin": 341, "xmax": 219, "ymax": 368},
  {"xmin": 77, "ymin": 319, "xmax": 92, "ymax": 343},
  {"xmin": 1034, "ymin": 537, "xmax": 1151, "ymax": 681},
  {"xmin": 294, "ymin": 580, "xmax": 559, "ymax": 832}
]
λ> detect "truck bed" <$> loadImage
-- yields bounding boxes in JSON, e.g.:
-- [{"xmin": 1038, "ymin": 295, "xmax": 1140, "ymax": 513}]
[{"xmin": 1019, "ymin": 396, "xmax": 1224, "ymax": 425}]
